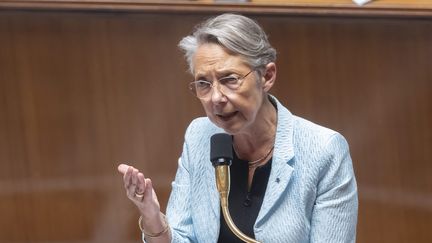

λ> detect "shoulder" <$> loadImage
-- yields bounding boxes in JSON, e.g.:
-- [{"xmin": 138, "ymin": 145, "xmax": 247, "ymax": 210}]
[
  {"xmin": 184, "ymin": 117, "xmax": 223, "ymax": 146},
  {"xmin": 272, "ymin": 95, "xmax": 349, "ymax": 152},
  {"xmin": 292, "ymin": 115, "xmax": 340, "ymax": 143},
  {"xmin": 290, "ymin": 115, "xmax": 352, "ymax": 178},
  {"xmin": 185, "ymin": 117, "xmax": 214, "ymax": 132},
  {"xmin": 185, "ymin": 117, "xmax": 220, "ymax": 135},
  {"xmin": 293, "ymin": 115, "xmax": 349, "ymax": 156},
  {"xmin": 272, "ymin": 96, "xmax": 350, "ymax": 164}
]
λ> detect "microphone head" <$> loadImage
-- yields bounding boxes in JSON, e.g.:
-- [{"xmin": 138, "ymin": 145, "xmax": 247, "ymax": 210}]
[{"xmin": 210, "ymin": 133, "xmax": 233, "ymax": 166}]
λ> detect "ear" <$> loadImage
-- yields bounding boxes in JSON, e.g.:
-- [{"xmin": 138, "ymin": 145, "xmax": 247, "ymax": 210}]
[{"xmin": 261, "ymin": 62, "xmax": 276, "ymax": 92}]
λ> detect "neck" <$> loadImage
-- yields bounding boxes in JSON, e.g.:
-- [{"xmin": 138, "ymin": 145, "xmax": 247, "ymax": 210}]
[{"xmin": 233, "ymin": 97, "xmax": 277, "ymax": 162}]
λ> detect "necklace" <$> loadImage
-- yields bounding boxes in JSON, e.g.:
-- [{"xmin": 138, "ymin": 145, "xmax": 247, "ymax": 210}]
[{"xmin": 248, "ymin": 145, "xmax": 274, "ymax": 169}]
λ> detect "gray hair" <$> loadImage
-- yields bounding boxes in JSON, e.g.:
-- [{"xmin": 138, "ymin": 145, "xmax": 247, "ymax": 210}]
[{"xmin": 178, "ymin": 13, "xmax": 277, "ymax": 74}]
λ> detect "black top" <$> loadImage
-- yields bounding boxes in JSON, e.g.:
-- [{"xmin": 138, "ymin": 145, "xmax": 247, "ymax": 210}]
[{"xmin": 217, "ymin": 150, "xmax": 272, "ymax": 243}]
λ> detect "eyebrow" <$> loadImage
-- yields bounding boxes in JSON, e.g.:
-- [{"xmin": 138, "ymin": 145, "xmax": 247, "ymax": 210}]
[{"xmin": 195, "ymin": 69, "xmax": 240, "ymax": 80}]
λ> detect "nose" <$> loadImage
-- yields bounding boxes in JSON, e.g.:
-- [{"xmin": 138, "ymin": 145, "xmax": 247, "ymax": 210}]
[{"xmin": 210, "ymin": 82, "xmax": 226, "ymax": 103}]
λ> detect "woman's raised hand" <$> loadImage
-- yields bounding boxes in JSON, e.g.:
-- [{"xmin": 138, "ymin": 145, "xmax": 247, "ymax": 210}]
[{"xmin": 117, "ymin": 164, "xmax": 165, "ymax": 235}]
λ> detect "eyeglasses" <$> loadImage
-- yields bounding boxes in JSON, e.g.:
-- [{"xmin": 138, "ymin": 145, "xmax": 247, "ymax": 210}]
[{"xmin": 188, "ymin": 69, "xmax": 255, "ymax": 99}]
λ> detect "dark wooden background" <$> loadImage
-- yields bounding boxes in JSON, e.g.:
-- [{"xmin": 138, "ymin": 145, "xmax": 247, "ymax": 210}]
[{"xmin": 0, "ymin": 2, "xmax": 431, "ymax": 242}]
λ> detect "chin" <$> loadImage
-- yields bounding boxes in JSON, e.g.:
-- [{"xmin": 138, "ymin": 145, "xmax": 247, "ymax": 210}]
[
  {"xmin": 218, "ymin": 122, "xmax": 243, "ymax": 135},
  {"xmin": 209, "ymin": 114, "xmax": 245, "ymax": 135}
]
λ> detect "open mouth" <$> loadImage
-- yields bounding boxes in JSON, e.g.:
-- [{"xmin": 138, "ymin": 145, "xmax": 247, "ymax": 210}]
[{"xmin": 216, "ymin": 111, "xmax": 238, "ymax": 121}]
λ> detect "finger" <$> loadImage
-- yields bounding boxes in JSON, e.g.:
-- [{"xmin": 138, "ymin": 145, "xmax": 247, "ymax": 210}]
[
  {"xmin": 117, "ymin": 164, "xmax": 129, "ymax": 174},
  {"xmin": 131, "ymin": 168, "xmax": 139, "ymax": 187},
  {"xmin": 144, "ymin": 178, "xmax": 153, "ymax": 199},
  {"xmin": 136, "ymin": 172, "xmax": 146, "ymax": 194},
  {"xmin": 123, "ymin": 166, "xmax": 134, "ymax": 191},
  {"xmin": 128, "ymin": 168, "xmax": 139, "ymax": 197}
]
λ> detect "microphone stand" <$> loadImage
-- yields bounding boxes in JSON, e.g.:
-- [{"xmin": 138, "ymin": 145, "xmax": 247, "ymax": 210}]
[{"xmin": 214, "ymin": 161, "xmax": 260, "ymax": 243}]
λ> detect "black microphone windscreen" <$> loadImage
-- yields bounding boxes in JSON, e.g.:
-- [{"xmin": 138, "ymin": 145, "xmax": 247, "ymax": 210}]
[{"xmin": 210, "ymin": 133, "xmax": 233, "ymax": 163}]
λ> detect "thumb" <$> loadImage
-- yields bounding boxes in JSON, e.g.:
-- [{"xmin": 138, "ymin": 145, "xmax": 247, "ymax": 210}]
[{"xmin": 117, "ymin": 164, "xmax": 129, "ymax": 174}]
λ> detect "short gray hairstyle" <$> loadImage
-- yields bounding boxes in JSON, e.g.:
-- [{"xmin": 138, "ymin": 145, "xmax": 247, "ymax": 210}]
[{"xmin": 178, "ymin": 13, "xmax": 277, "ymax": 74}]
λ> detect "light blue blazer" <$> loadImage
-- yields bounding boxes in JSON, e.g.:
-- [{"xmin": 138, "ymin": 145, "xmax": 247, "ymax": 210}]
[{"xmin": 165, "ymin": 97, "xmax": 358, "ymax": 243}]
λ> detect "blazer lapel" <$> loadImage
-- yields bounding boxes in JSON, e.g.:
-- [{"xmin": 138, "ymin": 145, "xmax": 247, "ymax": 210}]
[{"xmin": 256, "ymin": 97, "xmax": 295, "ymax": 226}]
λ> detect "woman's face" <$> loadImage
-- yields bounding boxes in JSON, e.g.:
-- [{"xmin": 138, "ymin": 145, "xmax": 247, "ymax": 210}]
[{"xmin": 192, "ymin": 43, "xmax": 267, "ymax": 135}]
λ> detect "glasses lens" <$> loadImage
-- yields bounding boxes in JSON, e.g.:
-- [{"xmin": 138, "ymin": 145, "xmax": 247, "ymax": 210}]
[
  {"xmin": 219, "ymin": 77, "xmax": 240, "ymax": 91},
  {"xmin": 189, "ymin": 81, "xmax": 212, "ymax": 98},
  {"xmin": 188, "ymin": 70, "xmax": 254, "ymax": 99}
]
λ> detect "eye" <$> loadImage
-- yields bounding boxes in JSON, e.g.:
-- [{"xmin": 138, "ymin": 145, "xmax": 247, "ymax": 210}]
[
  {"xmin": 219, "ymin": 76, "xmax": 239, "ymax": 85},
  {"xmin": 195, "ymin": 80, "xmax": 211, "ymax": 89}
]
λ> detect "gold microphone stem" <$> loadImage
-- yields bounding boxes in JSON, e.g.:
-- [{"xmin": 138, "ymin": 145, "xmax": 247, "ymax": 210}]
[{"xmin": 215, "ymin": 165, "xmax": 260, "ymax": 243}]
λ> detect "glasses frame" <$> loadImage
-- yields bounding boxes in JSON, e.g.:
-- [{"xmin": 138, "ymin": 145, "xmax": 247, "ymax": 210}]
[{"xmin": 188, "ymin": 69, "xmax": 255, "ymax": 99}]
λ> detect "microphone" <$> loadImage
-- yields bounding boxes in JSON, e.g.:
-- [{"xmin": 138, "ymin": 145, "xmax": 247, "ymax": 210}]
[
  {"xmin": 210, "ymin": 133, "xmax": 233, "ymax": 167},
  {"xmin": 210, "ymin": 133, "xmax": 233, "ymax": 209},
  {"xmin": 210, "ymin": 133, "xmax": 259, "ymax": 243}
]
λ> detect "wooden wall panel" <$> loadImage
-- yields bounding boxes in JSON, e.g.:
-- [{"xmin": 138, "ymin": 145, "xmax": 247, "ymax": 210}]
[
  {"xmin": 261, "ymin": 16, "xmax": 432, "ymax": 243},
  {"xmin": 0, "ymin": 11, "xmax": 203, "ymax": 242},
  {"xmin": 0, "ymin": 8, "xmax": 431, "ymax": 243}
]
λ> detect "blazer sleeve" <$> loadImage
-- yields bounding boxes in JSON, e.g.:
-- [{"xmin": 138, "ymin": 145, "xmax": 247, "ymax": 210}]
[
  {"xmin": 164, "ymin": 126, "xmax": 197, "ymax": 243},
  {"xmin": 309, "ymin": 133, "xmax": 358, "ymax": 243}
]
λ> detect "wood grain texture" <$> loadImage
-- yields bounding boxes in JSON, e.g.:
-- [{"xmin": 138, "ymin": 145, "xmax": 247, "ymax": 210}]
[
  {"xmin": 0, "ymin": 7, "xmax": 431, "ymax": 243},
  {"xmin": 0, "ymin": 0, "xmax": 432, "ymax": 17}
]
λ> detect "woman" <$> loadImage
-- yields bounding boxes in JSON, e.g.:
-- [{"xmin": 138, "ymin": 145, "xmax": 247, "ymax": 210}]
[{"xmin": 118, "ymin": 13, "xmax": 358, "ymax": 243}]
